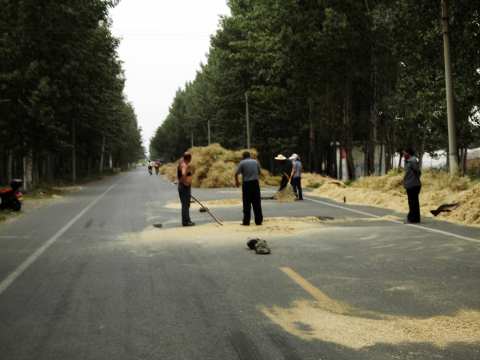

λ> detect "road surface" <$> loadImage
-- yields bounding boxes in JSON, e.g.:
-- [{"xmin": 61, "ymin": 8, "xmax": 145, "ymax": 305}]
[{"xmin": 0, "ymin": 169, "xmax": 479, "ymax": 359}]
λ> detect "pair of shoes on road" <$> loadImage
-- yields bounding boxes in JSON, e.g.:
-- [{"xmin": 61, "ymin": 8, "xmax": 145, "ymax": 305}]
[
  {"xmin": 246, "ymin": 238, "xmax": 271, "ymax": 255},
  {"xmin": 183, "ymin": 221, "xmax": 195, "ymax": 227},
  {"xmin": 241, "ymin": 222, "xmax": 263, "ymax": 226}
]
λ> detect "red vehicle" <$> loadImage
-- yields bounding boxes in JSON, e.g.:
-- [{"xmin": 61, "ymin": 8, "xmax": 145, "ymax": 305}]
[{"xmin": 0, "ymin": 179, "xmax": 23, "ymax": 211}]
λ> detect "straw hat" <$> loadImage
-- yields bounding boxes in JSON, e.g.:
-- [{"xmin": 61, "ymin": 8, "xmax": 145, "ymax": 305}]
[
  {"xmin": 289, "ymin": 153, "xmax": 299, "ymax": 160},
  {"xmin": 274, "ymin": 154, "xmax": 287, "ymax": 160}
]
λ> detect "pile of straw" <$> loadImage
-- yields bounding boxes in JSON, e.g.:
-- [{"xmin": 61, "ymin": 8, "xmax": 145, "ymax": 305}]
[
  {"xmin": 159, "ymin": 144, "xmax": 279, "ymax": 188},
  {"xmin": 273, "ymin": 186, "xmax": 297, "ymax": 202},
  {"xmin": 311, "ymin": 169, "xmax": 480, "ymax": 226}
]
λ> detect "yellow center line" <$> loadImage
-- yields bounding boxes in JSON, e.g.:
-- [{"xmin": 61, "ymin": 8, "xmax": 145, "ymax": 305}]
[{"xmin": 279, "ymin": 266, "xmax": 351, "ymax": 315}]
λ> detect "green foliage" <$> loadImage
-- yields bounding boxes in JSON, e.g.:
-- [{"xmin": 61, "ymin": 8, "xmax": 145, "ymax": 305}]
[
  {"xmin": 0, "ymin": 0, "xmax": 144, "ymax": 184},
  {"xmin": 148, "ymin": 0, "xmax": 478, "ymax": 175}
]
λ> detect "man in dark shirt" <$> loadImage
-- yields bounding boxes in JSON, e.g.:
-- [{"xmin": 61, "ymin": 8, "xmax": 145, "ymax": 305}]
[
  {"xmin": 403, "ymin": 148, "xmax": 422, "ymax": 223},
  {"xmin": 235, "ymin": 151, "xmax": 263, "ymax": 226},
  {"xmin": 177, "ymin": 152, "xmax": 195, "ymax": 226}
]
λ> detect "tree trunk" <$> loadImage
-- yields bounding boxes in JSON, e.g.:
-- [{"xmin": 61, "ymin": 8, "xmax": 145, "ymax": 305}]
[
  {"xmin": 368, "ymin": 46, "xmax": 378, "ymax": 176},
  {"xmin": 347, "ymin": 149, "xmax": 355, "ymax": 180},
  {"xmin": 46, "ymin": 153, "xmax": 54, "ymax": 182},
  {"xmin": 33, "ymin": 152, "xmax": 39, "ymax": 186},
  {"xmin": 308, "ymin": 97, "xmax": 315, "ymax": 172},
  {"xmin": 23, "ymin": 150, "xmax": 33, "ymax": 191},
  {"xmin": 460, "ymin": 147, "xmax": 468, "ymax": 176},
  {"xmin": 72, "ymin": 119, "xmax": 76, "ymax": 184},
  {"xmin": 99, "ymin": 135, "xmax": 106, "ymax": 174},
  {"xmin": 7, "ymin": 150, "xmax": 13, "ymax": 181},
  {"xmin": 336, "ymin": 146, "xmax": 341, "ymax": 180},
  {"xmin": 378, "ymin": 143, "xmax": 384, "ymax": 175},
  {"xmin": 364, "ymin": 143, "xmax": 369, "ymax": 176},
  {"xmin": 343, "ymin": 79, "xmax": 354, "ymax": 180},
  {"xmin": 385, "ymin": 145, "xmax": 392, "ymax": 173}
]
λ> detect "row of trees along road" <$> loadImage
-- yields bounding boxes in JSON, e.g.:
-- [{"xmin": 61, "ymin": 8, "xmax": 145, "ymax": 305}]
[
  {"xmin": 0, "ymin": 0, "xmax": 144, "ymax": 190},
  {"xmin": 150, "ymin": 0, "xmax": 479, "ymax": 178}
]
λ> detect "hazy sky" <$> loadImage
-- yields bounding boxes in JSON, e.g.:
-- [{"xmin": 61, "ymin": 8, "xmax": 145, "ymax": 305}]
[{"xmin": 110, "ymin": 1, "xmax": 230, "ymax": 150}]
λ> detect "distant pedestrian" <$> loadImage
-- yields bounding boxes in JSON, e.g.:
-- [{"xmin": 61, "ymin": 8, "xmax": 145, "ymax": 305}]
[
  {"xmin": 235, "ymin": 151, "xmax": 263, "ymax": 226},
  {"xmin": 177, "ymin": 152, "xmax": 195, "ymax": 226},
  {"xmin": 289, "ymin": 154, "xmax": 303, "ymax": 200},
  {"xmin": 147, "ymin": 160, "xmax": 153, "ymax": 175},
  {"xmin": 154, "ymin": 161, "xmax": 160, "ymax": 175},
  {"xmin": 403, "ymin": 148, "xmax": 422, "ymax": 223},
  {"xmin": 274, "ymin": 154, "xmax": 292, "ymax": 191}
]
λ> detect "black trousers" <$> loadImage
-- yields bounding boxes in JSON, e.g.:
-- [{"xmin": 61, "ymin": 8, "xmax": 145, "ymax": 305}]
[
  {"xmin": 291, "ymin": 177, "xmax": 303, "ymax": 200},
  {"xmin": 242, "ymin": 180, "xmax": 263, "ymax": 225},
  {"xmin": 178, "ymin": 183, "xmax": 191, "ymax": 225},
  {"xmin": 406, "ymin": 185, "xmax": 421, "ymax": 223},
  {"xmin": 279, "ymin": 175, "xmax": 289, "ymax": 191}
]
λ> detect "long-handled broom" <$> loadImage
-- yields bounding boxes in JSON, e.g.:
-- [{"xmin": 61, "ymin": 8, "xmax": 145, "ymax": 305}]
[
  {"xmin": 170, "ymin": 181, "xmax": 223, "ymax": 226},
  {"xmin": 190, "ymin": 194, "xmax": 223, "ymax": 226}
]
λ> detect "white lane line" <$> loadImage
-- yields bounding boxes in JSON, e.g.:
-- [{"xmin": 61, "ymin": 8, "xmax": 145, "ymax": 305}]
[
  {"xmin": 0, "ymin": 236, "xmax": 30, "ymax": 239},
  {"xmin": 305, "ymin": 197, "xmax": 385, "ymax": 219},
  {"xmin": 0, "ymin": 183, "xmax": 118, "ymax": 296},
  {"xmin": 405, "ymin": 223, "xmax": 480, "ymax": 244},
  {"xmin": 305, "ymin": 196, "xmax": 480, "ymax": 244}
]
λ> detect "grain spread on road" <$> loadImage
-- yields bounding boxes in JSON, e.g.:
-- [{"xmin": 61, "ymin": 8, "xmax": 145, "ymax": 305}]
[
  {"xmin": 164, "ymin": 198, "xmax": 242, "ymax": 210},
  {"xmin": 260, "ymin": 267, "xmax": 480, "ymax": 349}
]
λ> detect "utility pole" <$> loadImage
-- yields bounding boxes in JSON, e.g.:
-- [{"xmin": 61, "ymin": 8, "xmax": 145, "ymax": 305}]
[
  {"xmin": 245, "ymin": 92, "xmax": 250, "ymax": 149},
  {"xmin": 207, "ymin": 119, "xmax": 211, "ymax": 145},
  {"xmin": 308, "ymin": 98, "xmax": 315, "ymax": 172},
  {"xmin": 441, "ymin": 0, "xmax": 459, "ymax": 175}
]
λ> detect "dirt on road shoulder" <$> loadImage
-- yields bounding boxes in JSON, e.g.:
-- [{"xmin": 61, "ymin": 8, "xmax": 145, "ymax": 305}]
[{"xmin": 0, "ymin": 186, "xmax": 82, "ymax": 224}]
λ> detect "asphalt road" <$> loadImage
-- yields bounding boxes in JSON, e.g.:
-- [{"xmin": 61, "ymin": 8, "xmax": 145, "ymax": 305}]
[{"xmin": 0, "ymin": 169, "xmax": 479, "ymax": 360}]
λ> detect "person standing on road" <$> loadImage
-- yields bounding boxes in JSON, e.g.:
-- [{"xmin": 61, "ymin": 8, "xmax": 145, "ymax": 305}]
[
  {"xmin": 177, "ymin": 152, "xmax": 195, "ymax": 226},
  {"xmin": 235, "ymin": 151, "xmax": 263, "ymax": 226},
  {"xmin": 403, "ymin": 148, "xmax": 422, "ymax": 223},
  {"xmin": 289, "ymin": 154, "xmax": 303, "ymax": 200},
  {"xmin": 147, "ymin": 160, "xmax": 153, "ymax": 175}
]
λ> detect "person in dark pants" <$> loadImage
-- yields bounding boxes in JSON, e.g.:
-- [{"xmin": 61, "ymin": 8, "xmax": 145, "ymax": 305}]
[
  {"xmin": 274, "ymin": 154, "xmax": 292, "ymax": 191},
  {"xmin": 235, "ymin": 151, "xmax": 263, "ymax": 226},
  {"xmin": 289, "ymin": 153, "xmax": 303, "ymax": 200},
  {"xmin": 403, "ymin": 148, "xmax": 422, "ymax": 223},
  {"xmin": 177, "ymin": 152, "xmax": 195, "ymax": 226}
]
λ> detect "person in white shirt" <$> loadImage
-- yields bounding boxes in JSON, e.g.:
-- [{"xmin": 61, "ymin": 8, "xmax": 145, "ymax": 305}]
[{"xmin": 289, "ymin": 154, "xmax": 303, "ymax": 200}]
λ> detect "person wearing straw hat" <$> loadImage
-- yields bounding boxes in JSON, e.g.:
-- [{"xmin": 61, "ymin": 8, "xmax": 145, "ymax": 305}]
[
  {"xmin": 289, "ymin": 153, "xmax": 303, "ymax": 200},
  {"xmin": 274, "ymin": 154, "xmax": 292, "ymax": 191},
  {"xmin": 235, "ymin": 151, "xmax": 263, "ymax": 226}
]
